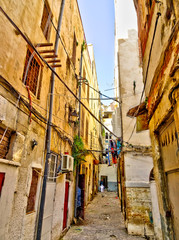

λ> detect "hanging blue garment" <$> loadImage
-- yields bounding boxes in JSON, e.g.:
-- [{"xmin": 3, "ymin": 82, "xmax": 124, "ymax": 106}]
[
  {"xmin": 117, "ymin": 140, "xmax": 122, "ymax": 156},
  {"xmin": 108, "ymin": 144, "xmax": 112, "ymax": 165}
]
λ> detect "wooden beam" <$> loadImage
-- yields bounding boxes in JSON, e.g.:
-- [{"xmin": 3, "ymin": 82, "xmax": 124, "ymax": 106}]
[
  {"xmin": 47, "ymin": 59, "xmax": 61, "ymax": 63},
  {"xmin": 51, "ymin": 64, "xmax": 62, "ymax": 68},
  {"xmin": 43, "ymin": 54, "xmax": 58, "ymax": 59},
  {"xmin": 39, "ymin": 50, "xmax": 55, "ymax": 54},
  {"xmin": 36, "ymin": 43, "xmax": 53, "ymax": 47}
]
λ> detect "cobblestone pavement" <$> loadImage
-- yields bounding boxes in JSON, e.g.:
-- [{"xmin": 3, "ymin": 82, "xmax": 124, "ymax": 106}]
[{"xmin": 62, "ymin": 192, "xmax": 144, "ymax": 240}]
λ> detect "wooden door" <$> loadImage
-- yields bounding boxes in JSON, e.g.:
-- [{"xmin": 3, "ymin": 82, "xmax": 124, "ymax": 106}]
[
  {"xmin": 79, "ymin": 174, "xmax": 85, "ymax": 219},
  {"xmin": 63, "ymin": 181, "xmax": 69, "ymax": 230},
  {"xmin": 159, "ymin": 118, "xmax": 179, "ymax": 239}
]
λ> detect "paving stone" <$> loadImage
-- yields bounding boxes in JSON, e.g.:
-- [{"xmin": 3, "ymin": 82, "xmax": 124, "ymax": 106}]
[{"xmin": 62, "ymin": 192, "xmax": 144, "ymax": 240}]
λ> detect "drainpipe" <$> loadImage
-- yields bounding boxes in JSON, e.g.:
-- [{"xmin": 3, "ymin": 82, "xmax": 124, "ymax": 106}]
[
  {"xmin": 36, "ymin": 1, "xmax": 65, "ymax": 239},
  {"xmin": 74, "ymin": 44, "xmax": 84, "ymax": 218}
]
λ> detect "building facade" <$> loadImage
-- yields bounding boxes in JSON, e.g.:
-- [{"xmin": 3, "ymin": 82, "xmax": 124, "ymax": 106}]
[
  {"xmin": 0, "ymin": 1, "xmax": 101, "ymax": 239},
  {"xmin": 133, "ymin": 0, "xmax": 179, "ymax": 239},
  {"xmin": 113, "ymin": 13, "xmax": 155, "ymax": 235}
]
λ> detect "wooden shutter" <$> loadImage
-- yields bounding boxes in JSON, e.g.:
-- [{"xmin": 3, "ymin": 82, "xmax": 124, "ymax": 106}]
[
  {"xmin": 0, "ymin": 127, "xmax": 11, "ymax": 159},
  {"xmin": 26, "ymin": 169, "xmax": 39, "ymax": 213}
]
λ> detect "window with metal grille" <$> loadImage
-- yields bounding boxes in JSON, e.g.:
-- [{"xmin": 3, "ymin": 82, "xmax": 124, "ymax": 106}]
[
  {"xmin": 26, "ymin": 169, "xmax": 39, "ymax": 213},
  {"xmin": 72, "ymin": 33, "xmax": 77, "ymax": 67},
  {"xmin": 22, "ymin": 48, "xmax": 42, "ymax": 98},
  {"xmin": 86, "ymin": 119, "xmax": 89, "ymax": 144},
  {"xmin": 48, "ymin": 153, "xmax": 58, "ymax": 182},
  {"xmin": 41, "ymin": 0, "xmax": 53, "ymax": 41},
  {"xmin": 0, "ymin": 127, "xmax": 11, "ymax": 159}
]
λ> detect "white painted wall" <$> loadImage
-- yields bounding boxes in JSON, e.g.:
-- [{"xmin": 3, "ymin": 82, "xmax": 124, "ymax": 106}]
[
  {"xmin": 0, "ymin": 160, "xmax": 20, "ymax": 240},
  {"xmin": 125, "ymin": 153, "xmax": 153, "ymax": 187},
  {"xmin": 99, "ymin": 164, "xmax": 117, "ymax": 183},
  {"xmin": 150, "ymin": 181, "xmax": 163, "ymax": 240}
]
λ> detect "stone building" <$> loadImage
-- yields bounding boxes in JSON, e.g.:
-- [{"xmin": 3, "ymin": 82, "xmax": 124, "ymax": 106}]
[
  {"xmin": 0, "ymin": 1, "xmax": 101, "ymax": 239},
  {"xmin": 113, "ymin": 28, "xmax": 154, "ymax": 237},
  {"xmin": 133, "ymin": 0, "xmax": 179, "ymax": 239},
  {"xmin": 77, "ymin": 43, "xmax": 102, "ymax": 213},
  {"xmin": 100, "ymin": 102, "xmax": 118, "ymax": 192}
]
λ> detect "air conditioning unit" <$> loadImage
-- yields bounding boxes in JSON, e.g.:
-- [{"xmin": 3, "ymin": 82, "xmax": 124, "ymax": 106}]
[{"xmin": 61, "ymin": 155, "xmax": 74, "ymax": 172}]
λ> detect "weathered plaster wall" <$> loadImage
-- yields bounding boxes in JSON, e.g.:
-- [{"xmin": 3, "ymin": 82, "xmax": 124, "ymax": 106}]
[
  {"xmin": 118, "ymin": 30, "xmax": 151, "ymax": 146},
  {"xmin": 134, "ymin": 0, "xmax": 179, "ymax": 239},
  {"xmin": 150, "ymin": 180, "xmax": 163, "ymax": 240},
  {"xmin": 126, "ymin": 187, "xmax": 153, "ymax": 236},
  {"xmin": 0, "ymin": 160, "xmax": 20, "ymax": 240}
]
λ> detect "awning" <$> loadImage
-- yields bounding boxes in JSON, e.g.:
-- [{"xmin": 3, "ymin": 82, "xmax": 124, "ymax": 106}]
[
  {"xmin": 127, "ymin": 102, "xmax": 147, "ymax": 117},
  {"xmin": 127, "ymin": 102, "xmax": 149, "ymax": 132}
]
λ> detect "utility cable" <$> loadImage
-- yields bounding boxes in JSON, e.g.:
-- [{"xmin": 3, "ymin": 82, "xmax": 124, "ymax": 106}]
[
  {"xmin": 84, "ymin": 82, "xmax": 120, "ymax": 104},
  {"xmin": 41, "ymin": 0, "xmax": 117, "ymax": 105},
  {"xmin": 0, "ymin": 7, "xmax": 120, "ymax": 140},
  {"xmin": 127, "ymin": 11, "xmax": 161, "ymax": 143}
]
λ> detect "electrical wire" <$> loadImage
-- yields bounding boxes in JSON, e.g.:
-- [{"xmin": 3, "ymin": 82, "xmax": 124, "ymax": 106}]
[
  {"xmin": 0, "ymin": 7, "xmax": 120, "ymax": 140},
  {"xmin": 126, "ymin": 11, "xmax": 161, "ymax": 143},
  {"xmin": 41, "ymin": 0, "xmax": 118, "ymax": 106}
]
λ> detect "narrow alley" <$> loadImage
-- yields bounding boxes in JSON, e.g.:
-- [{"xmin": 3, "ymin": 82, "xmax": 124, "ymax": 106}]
[{"xmin": 62, "ymin": 192, "xmax": 144, "ymax": 240}]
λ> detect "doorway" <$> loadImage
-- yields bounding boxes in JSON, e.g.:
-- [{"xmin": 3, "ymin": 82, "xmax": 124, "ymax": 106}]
[
  {"xmin": 101, "ymin": 176, "xmax": 108, "ymax": 189},
  {"xmin": 63, "ymin": 181, "xmax": 70, "ymax": 230}
]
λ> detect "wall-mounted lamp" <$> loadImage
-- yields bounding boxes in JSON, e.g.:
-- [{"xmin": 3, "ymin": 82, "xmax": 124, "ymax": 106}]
[
  {"xmin": 31, "ymin": 139, "xmax": 38, "ymax": 150},
  {"xmin": 69, "ymin": 110, "xmax": 78, "ymax": 123}
]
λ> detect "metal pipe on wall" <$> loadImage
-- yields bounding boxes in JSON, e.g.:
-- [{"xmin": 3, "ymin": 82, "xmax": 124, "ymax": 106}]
[{"xmin": 36, "ymin": 0, "xmax": 66, "ymax": 239}]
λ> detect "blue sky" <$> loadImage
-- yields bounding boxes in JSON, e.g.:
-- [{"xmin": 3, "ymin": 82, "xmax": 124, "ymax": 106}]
[{"xmin": 77, "ymin": 0, "xmax": 137, "ymax": 104}]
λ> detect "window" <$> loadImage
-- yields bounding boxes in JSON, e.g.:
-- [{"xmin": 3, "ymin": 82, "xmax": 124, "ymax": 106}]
[
  {"xmin": 81, "ymin": 109, "xmax": 85, "ymax": 137},
  {"xmin": 41, "ymin": 0, "xmax": 53, "ymax": 41},
  {"xmin": 0, "ymin": 173, "xmax": 5, "ymax": 197},
  {"xmin": 0, "ymin": 127, "xmax": 11, "ymax": 159},
  {"xmin": 105, "ymin": 132, "xmax": 108, "ymax": 140},
  {"xmin": 26, "ymin": 169, "xmax": 38, "ymax": 213},
  {"xmin": 90, "ymin": 132, "xmax": 92, "ymax": 149},
  {"xmin": 82, "ymin": 68, "xmax": 86, "ymax": 93},
  {"xmin": 86, "ymin": 119, "xmax": 89, "ymax": 144},
  {"xmin": 22, "ymin": 48, "xmax": 42, "ymax": 98},
  {"xmin": 72, "ymin": 33, "xmax": 77, "ymax": 67},
  {"xmin": 87, "ymin": 84, "xmax": 90, "ymax": 103},
  {"xmin": 48, "ymin": 153, "xmax": 58, "ymax": 182}
]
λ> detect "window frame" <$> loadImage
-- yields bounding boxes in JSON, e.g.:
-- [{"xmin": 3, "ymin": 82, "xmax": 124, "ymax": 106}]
[
  {"xmin": 22, "ymin": 47, "xmax": 43, "ymax": 99},
  {"xmin": 47, "ymin": 152, "xmax": 58, "ymax": 182},
  {"xmin": 72, "ymin": 32, "xmax": 77, "ymax": 67},
  {"xmin": 41, "ymin": 0, "xmax": 53, "ymax": 41}
]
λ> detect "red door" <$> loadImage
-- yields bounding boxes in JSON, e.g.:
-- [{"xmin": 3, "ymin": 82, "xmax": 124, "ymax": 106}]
[
  {"xmin": 0, "ymin": 173, "xmax": 5, "ymax": 197},
  {"xmin": 63, "ymin": 181, "xmax": 69, "ymax": 230}
]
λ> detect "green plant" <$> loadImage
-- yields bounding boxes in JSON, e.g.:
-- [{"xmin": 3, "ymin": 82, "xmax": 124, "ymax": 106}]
[{"xmin": 72, "ymin": 135, "xmax": 88, "ymax": 166}]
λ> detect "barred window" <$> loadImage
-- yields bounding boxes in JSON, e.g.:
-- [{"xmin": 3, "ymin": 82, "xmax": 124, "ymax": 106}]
[
  {"xmin": 22, "ymin": 48, "xmax": 42, "ymax": 98},
  {"xmin": 41, "ymin": 0, "xmax": 53, "ymax": 41},
  {"xmin": 26, "ymin": 169, "xmax": 38, "ymax": 213},
  {"xmin": 48, "ymin": 153, "xmax": 58, "ymax": 182}
]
